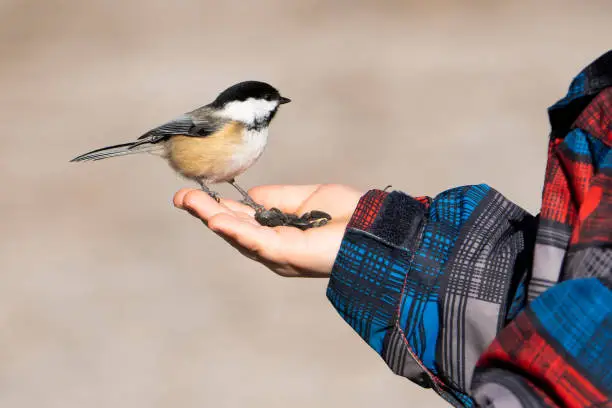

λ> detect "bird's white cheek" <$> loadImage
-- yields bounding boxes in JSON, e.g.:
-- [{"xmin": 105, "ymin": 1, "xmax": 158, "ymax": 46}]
[{"xmin": 220, "ymin": 99, "xmax": 278, "ymax": 124}]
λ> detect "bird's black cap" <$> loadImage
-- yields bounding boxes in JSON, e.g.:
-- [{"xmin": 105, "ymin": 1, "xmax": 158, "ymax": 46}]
[{"xmin": 211, "ymin": 81, "xmax": 290, "ymax": 107}]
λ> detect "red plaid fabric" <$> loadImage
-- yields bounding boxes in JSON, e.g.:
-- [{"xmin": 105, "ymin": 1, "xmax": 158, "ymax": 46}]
[
  {"xmin": 480, "ymin": 312, "xmax": 609, "ymax": 407},
  {"xmin": 571, "ymin": 89, "xmax": 612, "ymax": 246},
  {"xmin": 347, "ymin": 189, "xmax": 388, "ymax": 230}
]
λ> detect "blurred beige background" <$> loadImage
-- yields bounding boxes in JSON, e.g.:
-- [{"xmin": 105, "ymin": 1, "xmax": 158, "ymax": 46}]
[{"xmin": 1, "ymin": 1, "xmax": 611, "ymax": 407}]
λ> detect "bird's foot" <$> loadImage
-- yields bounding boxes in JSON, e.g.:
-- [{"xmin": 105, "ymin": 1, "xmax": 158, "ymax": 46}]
[
  {"xmin": 239, "ymin": 197, "xmax": 266, "ymax": 213},
  {"xmin": 201, "ymin": 188, "xmax": 221, "ymax": 203},
  {"xmin": 197, "ymin": 181, "xmax": 221, "ymax": 203}
]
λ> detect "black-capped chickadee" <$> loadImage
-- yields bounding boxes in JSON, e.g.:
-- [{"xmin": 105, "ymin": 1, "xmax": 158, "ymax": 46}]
[{"xmin": 71, "ymin": 81, "xmax": 291, "ymax": 211}]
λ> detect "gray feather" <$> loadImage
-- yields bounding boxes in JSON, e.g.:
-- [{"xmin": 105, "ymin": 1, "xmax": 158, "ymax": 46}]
[
  {"xmin": 71, "ymin": 107, "xmax": 225, "ymax": 162},
  {"xmin": 132, "ymin": 110, "xmax": 224, "ymax": 147},
  {"xmin": 70, "ymin": 142, "xmax": 163, "ymax": 162}
]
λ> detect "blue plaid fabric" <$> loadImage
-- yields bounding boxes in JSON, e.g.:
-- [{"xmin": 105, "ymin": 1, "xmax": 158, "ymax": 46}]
[
  {"xmin": 530, "ymin": 279, "xmax": 612, "ymax": 389},
  {"xmin": 328, "ymin": 185, "xmax": 535, "ymax": 406}
]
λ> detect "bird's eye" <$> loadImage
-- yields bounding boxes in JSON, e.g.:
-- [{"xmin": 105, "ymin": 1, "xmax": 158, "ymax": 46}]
[{"xmin": 264, "ymin": 94, "xmax": 273, "ymax": 101}]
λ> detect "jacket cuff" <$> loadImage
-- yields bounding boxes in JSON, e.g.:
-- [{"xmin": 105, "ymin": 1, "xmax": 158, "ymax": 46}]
[{"xmin": 326, "ymin": 189, "xmax": 435, "ymax": 386}]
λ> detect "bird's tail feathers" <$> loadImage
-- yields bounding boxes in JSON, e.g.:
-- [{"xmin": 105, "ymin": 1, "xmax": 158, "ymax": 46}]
[{"xmin": 70, "ymin": 142, "xmax": 163, "ymax": 162}]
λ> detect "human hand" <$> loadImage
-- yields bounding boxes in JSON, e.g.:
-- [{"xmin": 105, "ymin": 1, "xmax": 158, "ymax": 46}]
[{"xmin": 173, "ymin": 184, "xmax": 362, "ymax": 277}]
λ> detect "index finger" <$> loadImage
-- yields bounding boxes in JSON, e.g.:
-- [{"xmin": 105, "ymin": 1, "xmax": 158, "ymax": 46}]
[{"xmin": 174, "ymin": 189, "xmax": 233, "ymax": 221}]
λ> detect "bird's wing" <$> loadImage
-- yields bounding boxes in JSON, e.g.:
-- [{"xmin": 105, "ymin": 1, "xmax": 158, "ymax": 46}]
[
  {"xmin": 132, "ymin": 111, "xmax": 224, "ymax": 147},
  {"xmin": 70, "ymin": 109, "xmax": 225, "ymax": 162}
]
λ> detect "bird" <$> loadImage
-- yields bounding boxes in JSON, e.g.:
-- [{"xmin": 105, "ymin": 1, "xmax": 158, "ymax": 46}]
[{"xmin": 70, "ymin": 81, "xmax": 291, "ymax": 210}]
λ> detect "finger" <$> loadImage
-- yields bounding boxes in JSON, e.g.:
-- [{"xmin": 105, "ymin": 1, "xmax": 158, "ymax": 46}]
[
  {"xmin": 173, "ymin": 188, "xmax": 196, "ymax": 209},
  {"xmin": 181, "ymin": 190, "xmax": 233, "ymax": 221},
  {"xmin": 219, "ymin": 198, "xmax": 256, "ymax": 217},
  {"xmin": 251, "ymin": 184, "xmax": 362, "ymax": 219},
  {"xmin": 248, "ymin": 185, "xmax": 322, "ymax": 213},
  {"xmin": 300, "ymin": 185, "xmax": 362, "ymax": 219},
  {"xmin": 208, "ymin": 213, "xmax": 278, "ymax": 255},
  {"xmin": 220, "ymin": 204, "xmax": 260, "ymax": 227}
]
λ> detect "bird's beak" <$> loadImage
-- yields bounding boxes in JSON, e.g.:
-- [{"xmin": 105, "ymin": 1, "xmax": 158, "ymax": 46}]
[{"xmin": 279, "ymin": 96, "xmax": 291, "ymax": 104}]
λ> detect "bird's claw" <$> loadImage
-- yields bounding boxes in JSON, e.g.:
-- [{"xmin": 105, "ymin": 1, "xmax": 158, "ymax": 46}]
[
  {"xmin": 207, "ymin": 191, "xmax": 221, "ymax": 203},
  {"xmin": 198, "ymin": 183, "xmax": 221, "ymax": 203}
]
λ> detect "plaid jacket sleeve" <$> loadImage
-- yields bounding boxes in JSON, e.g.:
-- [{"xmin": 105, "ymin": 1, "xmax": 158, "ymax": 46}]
[{"xmin": 326, "ymin": 50, "xmax": 612, "ymax": 407}]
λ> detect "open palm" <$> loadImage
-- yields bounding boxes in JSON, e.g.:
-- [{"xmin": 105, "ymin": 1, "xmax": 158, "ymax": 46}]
[{"xmin": 173, "ymin": 184, "xmax": 362, "ymax": 277}]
